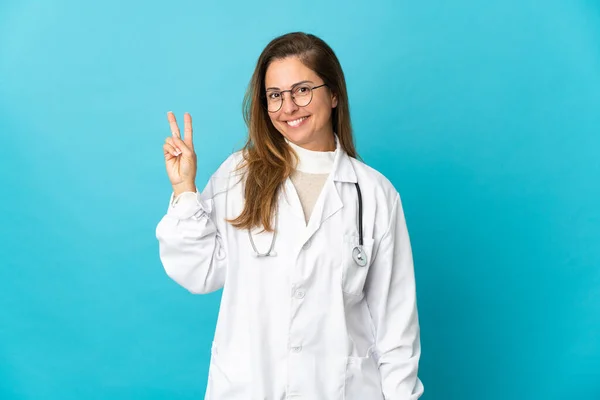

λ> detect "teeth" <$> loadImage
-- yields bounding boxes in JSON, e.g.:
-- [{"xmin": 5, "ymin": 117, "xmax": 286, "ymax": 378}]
[{"xmin": 286, "ymin": 116, "xmax": 308, "ymax": 127}]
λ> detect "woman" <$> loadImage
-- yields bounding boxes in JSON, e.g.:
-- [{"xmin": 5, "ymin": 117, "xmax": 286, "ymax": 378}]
[{"xmin": 156, "ymin": 32, "xmax": 424, "ymax": 399}]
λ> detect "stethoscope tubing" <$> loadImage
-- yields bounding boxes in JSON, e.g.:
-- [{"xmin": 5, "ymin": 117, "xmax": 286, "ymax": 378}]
[
  {"xmin": 354, "ymin": 182, "xmax": 363, "ymax": 247},
  {"xmin": 249, "ymin": 182, "xmax": 366, "ymax": 266}
]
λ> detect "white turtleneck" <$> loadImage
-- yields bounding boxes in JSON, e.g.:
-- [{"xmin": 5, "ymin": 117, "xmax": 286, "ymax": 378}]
[{"xmin": 286, "ymin": 137, "xmax": 336, "ymax": 224}]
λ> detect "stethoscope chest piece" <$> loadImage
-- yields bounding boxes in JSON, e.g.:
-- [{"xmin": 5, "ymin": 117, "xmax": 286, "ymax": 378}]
[{"xmin": 352, "ymin": 245, "xmax": 368, "ymax": 267}]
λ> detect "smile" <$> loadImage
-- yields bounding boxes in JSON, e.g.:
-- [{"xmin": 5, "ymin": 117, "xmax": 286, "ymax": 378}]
[{"xmin": 286, "ymin": 116, "xmax": 310, "ymax": 127}]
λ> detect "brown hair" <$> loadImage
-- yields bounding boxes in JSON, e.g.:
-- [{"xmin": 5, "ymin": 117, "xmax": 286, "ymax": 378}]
[{"xmin": 228, "ymin": 32, "xmax": 357, "ymax": 232}]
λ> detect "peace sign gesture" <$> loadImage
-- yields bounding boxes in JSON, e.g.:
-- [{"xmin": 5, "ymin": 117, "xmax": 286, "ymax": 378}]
[{"xmin": 163, "ymin": 112, "xmax": 197, "ymax": 196}]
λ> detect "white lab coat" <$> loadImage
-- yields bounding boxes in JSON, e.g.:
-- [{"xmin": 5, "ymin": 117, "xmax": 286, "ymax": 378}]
[{"xmin": 156, "ymin": 141, "xmax": 424, "ymax": 400}]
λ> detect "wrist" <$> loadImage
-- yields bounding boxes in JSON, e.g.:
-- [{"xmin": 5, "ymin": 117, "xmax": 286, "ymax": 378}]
[{"xmin": 173, "ymin": 182, "xmax": 197, "ymax": 197}]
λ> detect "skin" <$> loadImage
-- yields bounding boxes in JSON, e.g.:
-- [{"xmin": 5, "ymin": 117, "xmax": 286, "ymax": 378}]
[
  {"xmin": 163, "ymin": 56, "xmax": 338, "ymax": 197},
  {"xmin": 163, "ymin": 112, "xmax": 197, "ymax": 197},
  {"xmin": 264, "ymin": 56, "xmax": 338, "ymax": 152}
]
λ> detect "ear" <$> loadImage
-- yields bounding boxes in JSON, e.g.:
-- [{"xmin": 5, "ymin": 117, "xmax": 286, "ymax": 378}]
[{"xmin": 331, "ymin": 93, "xmax": 338, "ymax": 108}]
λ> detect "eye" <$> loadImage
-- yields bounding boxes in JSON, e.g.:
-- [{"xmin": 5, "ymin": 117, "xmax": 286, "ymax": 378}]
[
  {"xmin": 267, "ymin": 92, "xmax": 281, "ymax": 100},
  {"xmin": 294, "ymin": 85, "xmax": 310, "ymax": 95}
]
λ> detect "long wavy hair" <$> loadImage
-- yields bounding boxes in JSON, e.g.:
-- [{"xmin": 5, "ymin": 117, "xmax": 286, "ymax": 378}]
[{"xmin": 227, "ymin": 32, "xmax": 357, "ymax": 232}]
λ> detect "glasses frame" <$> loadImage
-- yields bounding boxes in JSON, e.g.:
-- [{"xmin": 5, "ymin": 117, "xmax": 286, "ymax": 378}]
[{"xmin": 264, "ymin": 83, "xmax": 328, "ymax": 113}]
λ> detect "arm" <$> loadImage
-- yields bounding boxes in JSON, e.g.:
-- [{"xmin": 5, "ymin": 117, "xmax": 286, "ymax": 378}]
[
  {"xmin": 155, "ymin": 179, "xmax": 227, "ymax": 294},
  {"xmin": 365, "ymin": 193, "xmax": 424, "ymax": 399}
]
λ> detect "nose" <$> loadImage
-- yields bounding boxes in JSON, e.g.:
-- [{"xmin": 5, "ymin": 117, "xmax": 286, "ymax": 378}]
[{"xmin": 281, "ymin": 93, "xmax": 299, "ymax": 114}]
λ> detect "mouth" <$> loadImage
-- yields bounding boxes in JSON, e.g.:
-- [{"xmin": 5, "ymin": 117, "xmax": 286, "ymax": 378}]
[{"xmin": 285, "ymin": 115, "xmax": 310, "ymax": 128}]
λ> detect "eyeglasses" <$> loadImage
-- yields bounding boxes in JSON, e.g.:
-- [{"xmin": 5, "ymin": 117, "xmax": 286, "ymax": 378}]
[{"xmin": 264, "ymin": 83, "xmax": 328, "ymax": 113}]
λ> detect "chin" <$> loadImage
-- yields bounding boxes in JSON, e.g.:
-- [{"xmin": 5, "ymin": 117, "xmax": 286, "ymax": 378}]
[{"xmin": 280, "ymin": 127, "xmax": 315, "ymax": 145}]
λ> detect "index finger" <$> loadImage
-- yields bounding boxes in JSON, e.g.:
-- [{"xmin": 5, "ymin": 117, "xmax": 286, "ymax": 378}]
[
  {"xmin": 183, "ymin": 112, "xmax": 193, "ymax": 148},
  {"xmin": 167, "ymin": 111, "xmax": 180, "ymax": 138}
]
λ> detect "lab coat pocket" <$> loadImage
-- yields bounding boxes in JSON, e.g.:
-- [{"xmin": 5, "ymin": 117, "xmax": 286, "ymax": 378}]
[
  {"xmin": 343, "ymin": 356, "xmax": 383, "ymax": 400},
  {"xmin": 206, "ymin": 342, "xmax": 250, "ymax": 399},
  {"xmin": 341, "ymin": 234, "xmax": 374, "ymax": 296}
]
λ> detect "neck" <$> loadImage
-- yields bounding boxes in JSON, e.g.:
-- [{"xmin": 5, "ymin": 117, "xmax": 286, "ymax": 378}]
[
  {"xmin": 293, "ymin": 132, "xmax": 336, "ymax": 152},
  {"xmin": 285, "ymin": 136, "xmax": 337, "ymax": 174},
  {"xmin": 314, "ymin": 134, "xmax": 336, "ymax": 152}
]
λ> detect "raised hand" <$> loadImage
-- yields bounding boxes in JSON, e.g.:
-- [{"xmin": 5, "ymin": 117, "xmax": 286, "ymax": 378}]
[{"xmin": 163, "ymin": 112, "xmax": 197, "ymax": 196}]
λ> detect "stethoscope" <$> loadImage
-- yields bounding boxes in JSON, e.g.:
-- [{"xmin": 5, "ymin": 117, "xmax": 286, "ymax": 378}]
[{"xmin": 248, "ymin": 182, "xmax": 368, "ymax": 267}]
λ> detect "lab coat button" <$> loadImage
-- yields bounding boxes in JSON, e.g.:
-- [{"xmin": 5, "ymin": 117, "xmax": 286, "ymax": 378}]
[
  {"xmin": 295, "ymin": 290, "xmax": 305, "ymax": 299},
  {"xmin": 291, "ymin": 345, "xmax": 302, "ymax": 353}
]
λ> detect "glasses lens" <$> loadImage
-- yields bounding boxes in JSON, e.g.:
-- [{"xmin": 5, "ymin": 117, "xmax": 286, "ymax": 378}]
[
  {"xmin": 266, "ymin": 91, "xmax": 282, "ymax": 112},
  {"xmin": 292, "ymin": 85, "xmax": 312, "ymax": 107}
]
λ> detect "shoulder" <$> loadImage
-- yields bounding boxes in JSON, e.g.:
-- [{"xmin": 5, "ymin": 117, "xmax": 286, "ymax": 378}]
[
  {"xmin": 202, "ymin": 150, "xmax": 246, "ymax": 199},
  {"xmin": 348, "ymin": 156, "xmax": 411, "ymax": 239},
  {"xmin": 211, "ymin": 150, "xmax": 246, "ymax": 178},
  {"xmin": 349, "ymin": 157, "xmax": 400, "ymax": 204}
]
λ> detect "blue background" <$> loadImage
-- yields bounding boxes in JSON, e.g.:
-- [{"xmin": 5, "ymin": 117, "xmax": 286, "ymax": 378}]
[{"xmin": 1, "ymin": 0, "xmax": 599, "ymax": 399}]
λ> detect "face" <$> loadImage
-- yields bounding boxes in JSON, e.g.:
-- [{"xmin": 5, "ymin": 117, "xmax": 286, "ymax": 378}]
[{"xmin": 264, "ymin": 56, "xmax": 338, "ymax": 151}]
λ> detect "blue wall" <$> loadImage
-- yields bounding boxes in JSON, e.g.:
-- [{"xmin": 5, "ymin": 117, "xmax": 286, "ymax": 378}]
[{"xmin": 1, "ymin": 0, "xmax": 598, "ymax": 399}]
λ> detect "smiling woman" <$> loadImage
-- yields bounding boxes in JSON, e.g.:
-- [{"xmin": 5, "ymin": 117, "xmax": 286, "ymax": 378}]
[
  {"xmin": 156, "ymin": 32, "xmax": 424, "ymax": 399},
  {"xmin": 231, "ymin": 33, "xmax": 358, "ymax": 233}
]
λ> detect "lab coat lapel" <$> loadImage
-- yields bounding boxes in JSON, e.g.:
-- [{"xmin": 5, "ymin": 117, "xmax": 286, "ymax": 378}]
[
  {"xmin": 280, "ymin": 176, "xmax": 306, "ymax": 221},
  {"xmin": 302, "ymin": 147, "xmax": 357, "ymax": 243}
]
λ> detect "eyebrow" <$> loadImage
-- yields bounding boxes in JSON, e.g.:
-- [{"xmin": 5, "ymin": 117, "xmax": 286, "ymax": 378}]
[{"xmin": 266, "ymin": 80, "xmax": 314, "ymax": 91}]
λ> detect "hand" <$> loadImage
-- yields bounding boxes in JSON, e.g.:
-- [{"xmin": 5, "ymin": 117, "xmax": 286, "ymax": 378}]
[{"xmin": 163, "ymin": 112, "xmax": 197, "ymax": 196}]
